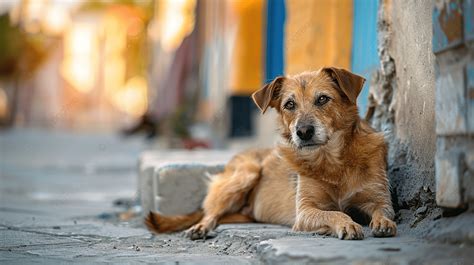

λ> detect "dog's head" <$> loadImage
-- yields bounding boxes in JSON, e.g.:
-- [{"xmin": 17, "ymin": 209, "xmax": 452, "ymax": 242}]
[{"xmin": 252, "ymin": 67, "xmax": 365, "ymax": 150}]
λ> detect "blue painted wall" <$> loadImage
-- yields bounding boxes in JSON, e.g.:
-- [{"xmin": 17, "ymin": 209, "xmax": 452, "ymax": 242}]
[
  {"xmin": 351, "ymin": 0, "xmax": 380, "ymax": 116},
  {"xmin": 265, "ymin": 0, "xmax": 286, "ymax": 83}
]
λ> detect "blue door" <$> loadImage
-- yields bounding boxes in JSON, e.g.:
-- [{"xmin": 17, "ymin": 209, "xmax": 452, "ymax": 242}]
[
  {"xmin": 265, "ymin": 0, "xmax": 285, "ymax": 83},
  {"xmin": 351, "ymin": 0, "xmax": 379, "ymax": 116}
]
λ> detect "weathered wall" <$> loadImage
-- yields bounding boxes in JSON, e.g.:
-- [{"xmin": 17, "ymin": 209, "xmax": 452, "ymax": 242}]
[
  {"xmin": 390, "ymin": 1, "xmax": 437, "ymax": 169},
  {"xmin": 367, "ymin": 0, "xmax": 438, "ymax": 223},
  {"xmin": 432, "ymin": 0, "xmax": 474, "ymax": 210}
]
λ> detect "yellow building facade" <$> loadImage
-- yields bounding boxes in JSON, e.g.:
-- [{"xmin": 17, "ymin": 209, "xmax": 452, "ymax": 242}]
[
  {"xmin": 285, "ymin": 0, "xmax": 353, "ymax": 75},
  {"xmin": 228, "ymin": 0, "xmax": 265, "ymax": 95}
]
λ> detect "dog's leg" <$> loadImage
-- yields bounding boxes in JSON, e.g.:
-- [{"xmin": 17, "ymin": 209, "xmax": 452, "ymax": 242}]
[
  {"xmin": 185, "ymin": 155, "xmax": 261, "ymax": 240},
  {"xmin": 352, "ymin": 182, "xmax": 397, "ymax": 237},
  {"xmin": 219, "ymin": 213, "xmax": 254, "ymax": 224},
  {"xmin": 293, "ymin": 175, "xmax": 364, "ymax": 240},
  {"xmin": 369, "ymin": 207, "xmax": 396, "ymax": 237},
  {"xmin": 293, "ymin": 207, "xmax": 364, "ymax": 240}
]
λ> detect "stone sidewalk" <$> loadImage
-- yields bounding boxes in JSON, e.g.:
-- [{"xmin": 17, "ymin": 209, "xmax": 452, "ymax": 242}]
[{"xmin": 1, "ymin": 129, "xmax": 473, "ymax": 264}]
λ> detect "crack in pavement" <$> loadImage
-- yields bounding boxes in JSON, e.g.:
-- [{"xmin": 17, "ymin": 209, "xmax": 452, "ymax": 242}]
[
  {"xmin": 0, "ymin": 241, "xmax": 86, "ymax": 251},
  {"xmin": 0, "ymin": 224, "xmax": 112, "ymax": 244}
]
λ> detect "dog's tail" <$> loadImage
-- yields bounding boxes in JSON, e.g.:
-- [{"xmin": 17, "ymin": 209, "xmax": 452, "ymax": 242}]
[
  {"xmin": 145, "ymin": 210, "xmax": 204, "ymax": 234},
  {"xmin": 145, "ymin": 211, "xmax": 255, "ymax": 234}
]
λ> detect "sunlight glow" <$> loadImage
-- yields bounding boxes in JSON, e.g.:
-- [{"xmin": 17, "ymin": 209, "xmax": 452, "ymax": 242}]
[
  {"xmin": 102, "ymin": 11, "xmax": 132, "ymax": 116},
  {"xmin": 42, "ymin": 5, "xmax": 71, "ymax": 35},
  {"xmin": 57, "ymin": 4, "xmax": 149, "ymax": 117},
  {"xmin": 61, "ymin": 23, "xmax": 98, "ymax": 93},
  {"xmin": 23, "ymin": 0, "xmax": 46, "ymax": 33},
  {"xmin": 159, "ymin": 0, "xmax": 196, "ymax": 52},
  {"xmin": 112, "ymin": 76, "xmax": 148, "ymax": 117}
]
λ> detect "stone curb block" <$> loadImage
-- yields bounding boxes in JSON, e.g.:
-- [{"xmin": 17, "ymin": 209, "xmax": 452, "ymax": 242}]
[{"xmin": 138, "ymin": 150, "xmax": 235, "ymax": 215}]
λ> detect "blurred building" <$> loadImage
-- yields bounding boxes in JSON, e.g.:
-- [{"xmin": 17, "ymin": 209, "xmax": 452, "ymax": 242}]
[
  {"xmin": 146, "ymin": 0, "xmax": 379, "ymax": 147},
  {"xmin": 0, "ymin": 0, "xmax": 381, "ymax": 143}
]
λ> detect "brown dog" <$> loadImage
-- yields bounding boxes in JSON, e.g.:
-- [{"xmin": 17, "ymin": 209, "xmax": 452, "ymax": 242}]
[{"xmin": 145, "ymin": 67, "xmax": 396, "ymax": 240}]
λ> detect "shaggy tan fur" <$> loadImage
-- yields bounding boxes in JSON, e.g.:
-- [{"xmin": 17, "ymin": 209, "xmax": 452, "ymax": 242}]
[{"xmin": 145, "ymin": 67, "xmax": 396, "ymax": 240}]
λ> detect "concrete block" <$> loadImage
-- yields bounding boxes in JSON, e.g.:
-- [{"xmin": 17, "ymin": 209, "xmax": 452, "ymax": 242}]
[
  {"xmin": 435, "ymin": 141, "xmax": 463, "ymax": 208},
  {"xmin": 435, "ymin": 67, "xmax": 468, "ymax": 135},
  {"xmin": 466, "ymin": 61, "xmax": 474, "ymax": 133},
  {"xmin": 138, "ymin": 150, "xmax": 235, "ymax": 215},
  {"xmin": 432, "ymin": 0, "xmax": 463, "ymax": 54},
  {"xmin": 257, "ymin": 236, "xmax": 474, "ymax": 264},
  {"xmin": 464, "ymin": 147, "xmax": 474, "ymax": 203},
  {"xmin": 137, "ymin": 164, "xmax": 155, "ymax": 217},
  {"xmin": 153, "ymin": 164, "xmax": 224, "ymax": 215},
  {"xmin": 435, "ymin": 156, "xmax": 463, "ymax": 207}
]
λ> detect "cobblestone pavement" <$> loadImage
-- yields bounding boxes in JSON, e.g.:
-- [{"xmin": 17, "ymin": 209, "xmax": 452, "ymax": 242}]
[{"xmin": 1, "ymin": 129, "xmax": 473, "ymax": 264}]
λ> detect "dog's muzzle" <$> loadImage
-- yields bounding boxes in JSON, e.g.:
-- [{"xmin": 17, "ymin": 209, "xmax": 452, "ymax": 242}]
[{"xmin": 293, "ymin": 120, "xmax": 327, "ymax": 149}]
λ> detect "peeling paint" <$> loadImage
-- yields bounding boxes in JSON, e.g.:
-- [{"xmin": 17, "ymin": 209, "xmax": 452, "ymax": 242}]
[{"xmin": 433, "ymin": 0, "xmax": 464, "ymax": 53}]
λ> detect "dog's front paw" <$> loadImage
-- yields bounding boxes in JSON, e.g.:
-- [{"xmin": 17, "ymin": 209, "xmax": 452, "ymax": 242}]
[
  {"xmin": 334, "ymin": 221, "xmax": 364, "ymax": 240},
  {"xmin": 184, "ymin": 224, "xmax": 208, "ymax": 240},
  {"xmin": 370, "ymin": 216, "xmax": 397, "ymax": 237}
]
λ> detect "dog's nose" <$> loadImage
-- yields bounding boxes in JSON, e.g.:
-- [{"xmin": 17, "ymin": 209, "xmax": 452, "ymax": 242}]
[{"xmin": 296, "ymin": 125, "xmax": 315, "ymax": 141}]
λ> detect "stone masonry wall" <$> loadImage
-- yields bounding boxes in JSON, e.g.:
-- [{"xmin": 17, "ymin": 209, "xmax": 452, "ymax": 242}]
[{"xmin": 367, "ymin": 0, "xmax": 439, "ymax": 225}]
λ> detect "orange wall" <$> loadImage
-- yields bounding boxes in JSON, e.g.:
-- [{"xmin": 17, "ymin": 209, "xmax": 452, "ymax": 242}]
[
  {"xmin": 229, "ymin": 0, "xmax": 264, "ymax": 95},
  {"xmin": 285, "ymin": 0, "xmax": 353, "ymax": 75}
]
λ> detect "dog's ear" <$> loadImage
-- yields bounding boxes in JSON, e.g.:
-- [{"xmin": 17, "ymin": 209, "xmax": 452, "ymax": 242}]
[
  {"xmin": 322, "ymin": 67, "xmax": 365, "ymax": 104},
  {"xmin": 252, "ymin": 76, "xmax": 285, "ymax": 114}
]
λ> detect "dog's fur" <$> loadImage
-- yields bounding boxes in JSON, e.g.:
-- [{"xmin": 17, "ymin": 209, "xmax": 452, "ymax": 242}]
[{"xmin": 145, "ymin": 67, "xmax": 396, "ymax": 240}]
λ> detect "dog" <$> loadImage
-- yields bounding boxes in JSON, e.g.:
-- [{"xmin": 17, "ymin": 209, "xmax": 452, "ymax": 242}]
[{"xmin": 145, "ymin": 67, "xmax": 397, "ymax": 240}]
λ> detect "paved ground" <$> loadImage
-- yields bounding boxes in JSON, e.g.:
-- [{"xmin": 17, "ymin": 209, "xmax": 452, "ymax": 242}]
[{"xmin": 1, "ymin": 129, "xmax": 473, "ymax": 264}]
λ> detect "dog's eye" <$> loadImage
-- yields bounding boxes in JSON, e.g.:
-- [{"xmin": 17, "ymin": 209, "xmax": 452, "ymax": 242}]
[
  {"xmin": 284, "ymin": 101, "xmax": 296, "ymax": 110},
  {"xmin": 315, "ymin": 95, "xmax": 330, "ymax": 106}
]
